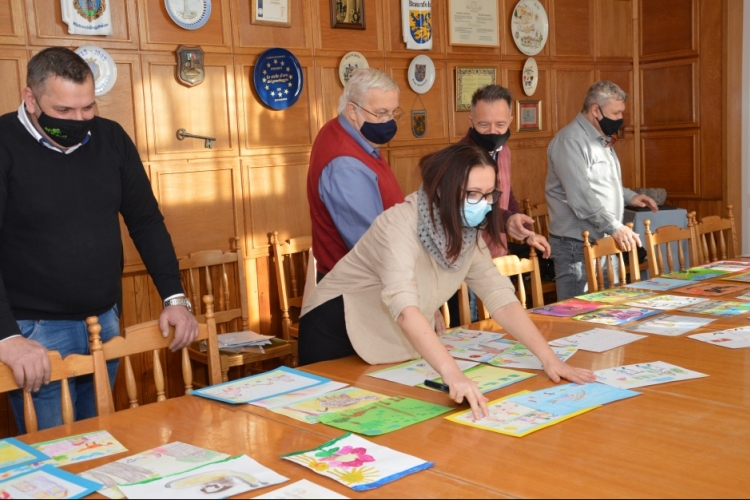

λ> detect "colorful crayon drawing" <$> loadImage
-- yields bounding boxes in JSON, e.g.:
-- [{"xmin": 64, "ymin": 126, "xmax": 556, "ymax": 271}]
[
  {"xmin": 418, "ymin": 364, "xmax": 535, "ymax": 393},
  {"xmin": 192, "ymin": 367, "xmax": 330, "ymax": 404},
  {"xmin": 675, "ymin": 283, "xmax": 749, "ymax": 297},
  {"xmin": 678, "ymin": 300, "xmax": 750, "ymax": 317},
  {"xmin": 622, "ymin": 278, "xmax": 688, "ymax": 291},
  {"xmin": 32, "ymin": 430, "xmax": 126, "ymax": 466},
  {"xmin": 625, "ymin": 295, "xmax": 709, "ymax": 310},
  {"xmin": 253, "ymin": 479, "xmax": 349, "ymax": 499},
  {"xmin": 625, "ymin": 314, "xmax": 716, "ymax": 336},
  {"xmin": 367, "ymin": 358, "xmax": 478, "ymax": 387},
  {"xmin": 487, "ymin": 344, "xmax": 577, "ymax": 370},
  {"xmin": 576, "ymin": 289, "xmax": 654, "ymax": 304},
  {"xmin": 0, "ymin": 438, "xmax": 49, "ymax": 474},
  {"xmin": 573, "ymin": 306, "xmax": 660, "ymax": 326},
  {"xmin": 720, "ymin": 272, "xmax": 750, "ymax": 283},
  {"xmin": 251, "ymin": 382, "xmax": 349, "ymax": 410},
  {"xmin": 117, "ymin": 455, "xmax": 287, "ymax": 500},
  {"xmin": 529, "ymin": 299, "xmax": 602, "ymax": 317},
  {"xmin": 662, "ymin": 268, "xmax": 727, "ymax": 281},
  {"xmin": 689, "ymin": 327, "xmax": 750, "ymax": 349},
  {"xmin": 438, "ymin": 329, "xmax": 503, "ymax": 349},
  {"xmin": 0, "ymin": 464, "xmax": 101, "ymax": 499},
  {"xmin": 282, "ymin": 433, "xmax": 433, "ymax": 492},
  {"xmin": 271, "ymin": 387, "xmax": 386, "ymax": 424},
  {"xmin": 595, "ymin": 361, "xmax": 708, "ymax": 389},
  {"xmin": 506, "ymin": 382, "xmax": 640, "ymax": 415},
  {"xmin": 694, "ymin": 260, "xmax": 750, "ymax": 273},
  {"xmin": 448, "ymin": 339, "xmax": 517, "ymax": 363}
]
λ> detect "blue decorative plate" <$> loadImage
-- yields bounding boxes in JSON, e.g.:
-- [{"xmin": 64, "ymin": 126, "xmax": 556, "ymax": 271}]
[
  {"xmin": 253, "ymin": 48, "xmax": 304, "ymax": 110},
  {"xmin": 165, "ymin": 0, "xmax": 211, "ymax": 30}
]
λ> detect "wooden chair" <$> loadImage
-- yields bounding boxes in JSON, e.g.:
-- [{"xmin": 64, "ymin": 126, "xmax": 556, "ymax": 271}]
[
  {"xmin": 477, "ymin": 248, "xmax": 545, "ymax": 319},
  {"xmin": 88, "ymin": 294, "xmax": 223, "ymax": 410},
  {"xmin": 179, "ymin": 238, "xmax": 295, "ymax": 381},
  {"xmin": 644, "ymin": 219, "xmax": 698, "ymax": 276},
  {"xmin": 689, "ymin": 206, "xmax": 738, "ymax": 264},
  {"xmin": 582, "ymin": 223, "xmax": 642, "ymax": 292},
  {"xmin": 271, "ymin": 232, "xmax": 312, "ymax": 343},
  {"xmin": 523, "ymin": 199, "xmax": 556, "ymax": 299},
  {"xmin": 442, "ymin": 282, "xmax": 472, "ymax": 327},
  {"xmin": 0, "ymin": 350, "xmax": 109, "ymax": 433}
]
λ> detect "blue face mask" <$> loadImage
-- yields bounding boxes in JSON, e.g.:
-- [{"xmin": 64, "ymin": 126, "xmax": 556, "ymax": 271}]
[{"xmin": 462, "ymin": 200, "xmax": 492, "ymax": 227}]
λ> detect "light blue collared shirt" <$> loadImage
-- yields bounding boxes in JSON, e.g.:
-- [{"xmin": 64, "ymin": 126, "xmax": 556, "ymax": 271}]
[{"xmin": 319, "ymin": 115, "xmax": 385, "ymax": 250}]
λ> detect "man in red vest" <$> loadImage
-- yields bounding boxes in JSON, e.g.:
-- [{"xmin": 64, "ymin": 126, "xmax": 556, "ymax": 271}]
[{"xmin": 307, "ymin": 68, "xmax": 405, "ymax": 281}]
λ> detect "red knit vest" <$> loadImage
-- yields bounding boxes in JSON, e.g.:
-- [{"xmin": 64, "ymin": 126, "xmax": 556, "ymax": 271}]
[{"xmin": 307, "ymin": 118, "xmax": 405, "ymax": 275}]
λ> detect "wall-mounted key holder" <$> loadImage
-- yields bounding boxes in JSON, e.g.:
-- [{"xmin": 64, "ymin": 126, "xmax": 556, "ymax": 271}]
[{"xmin": 176, "ymin": 128, "xmax": 217, "ymax": 149}]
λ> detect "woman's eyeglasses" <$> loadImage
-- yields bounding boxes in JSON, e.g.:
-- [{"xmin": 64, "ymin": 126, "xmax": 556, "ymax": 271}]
[{"xmin": 465, "ymin": 189, "xmax": 502, "ymax": 205}]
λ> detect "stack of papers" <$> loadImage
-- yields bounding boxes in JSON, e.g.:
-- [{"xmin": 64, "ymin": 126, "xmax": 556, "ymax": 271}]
[{"xmin": 217, "ymin": 331, "xmax": 275, "ymax": 352}]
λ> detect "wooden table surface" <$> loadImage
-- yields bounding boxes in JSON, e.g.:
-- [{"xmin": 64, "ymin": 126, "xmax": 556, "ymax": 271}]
[{"xmin": 16, "ymin": 267, "xmax": 750, "ymax": 498}]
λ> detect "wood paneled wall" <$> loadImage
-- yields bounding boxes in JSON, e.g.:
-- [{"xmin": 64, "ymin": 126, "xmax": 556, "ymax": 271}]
[{"xmin": 0, "ymin": 0, "xmax": 740, "ymax": 433}]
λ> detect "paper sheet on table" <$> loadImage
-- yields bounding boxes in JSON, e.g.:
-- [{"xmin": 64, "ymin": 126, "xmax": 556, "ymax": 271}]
[
  {"xmin": 253, "ymin": 479, "xmax": 349, "ymax": 499},
  {"xmin": 250, "ymin": 381, "xmax": 349, "ymax": 409},
  {"xmin": 417, "ymin": 364, "xmax": 535, "ymax": 393},
  {"xmin": 678, "ymin": 300, "xmax": 750, "ymax": 317},
  {"xmin": 0, "ymin": 438, "xmax": 49, "ymax": 474},
  {"xmin": 622, "ymin": 278, "xmax": 688, "ymax": 291},
  {"xmin": 573, "ymin": 306, "xmax": 660, "ymax": 326},
  {"xmin": 367, "ymin": 358, "xmax": 478, "ymax": 387},
  {"xmin": 448, "ymin": 338, "xmax": 517, "ymax": 362},
  {"xmin": 529, "ymin": 299, "xmax": 603, "ymax": 317},
  {"xmin": 549, "ymin": 328, "xmax": 646, "ymax": 352},
  {"xmin": 689, "ymin": 327, "xmax": 750, "ymax": 349},
  {"xmin": 506, "ymin": 382, "xmax": 640, "ymax": 415},
  {"xmin": 625, "ymin": 314, "xmax": 716, "ymax": 336},
  {"xmin": 576, "ymin": 289, "xmax": 654, "ymax": 304},
  {"xmin": 32, "ymin": 430, "xmax": 126, "ymax": 466},
  {"xmin": 694, "ymin": 260, "xmax": 750, "ymax": 273},
  {"xmin": 595, "ymin": 361, "xmax": 708, "ymax": 389},
  {"xmin": 488, "ymin": 344, "xmax": 577, "ymax": 370},
  {"xmin": 625, "ymin": 295, "xmax": 710, "ymax": 310},
  {"xmin": 192, "ymin": 367, "xmax": 330, "ymax": 404},
  {"xmin": 0, "ymin": 464, "xmax": 101, "ymax": 499},
  {"xmin": 437, "ymin": 329, "xmax": 504, "ymax": 349},
  {"xmin": 270, "ymin": 387, "xmax": 387, "ymax": 424}
]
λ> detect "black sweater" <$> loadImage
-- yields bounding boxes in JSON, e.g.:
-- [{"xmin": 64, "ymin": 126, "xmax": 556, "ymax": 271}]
[{"xmin": 0, "ymin": 112, "xmax": 184, "ymax": 339}]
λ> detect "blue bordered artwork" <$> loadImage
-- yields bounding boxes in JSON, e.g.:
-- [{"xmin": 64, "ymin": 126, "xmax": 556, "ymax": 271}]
[
  {"xmin": 164, "ymin": 0, "xmax": 212, "ymax": 30},
  {"xmin": 0, "ymin": 437, "xmax": 50, "ymax": 474},
  {"xmin": 253, "ymin": 47, "xmax": 304, "ymax": 110}
]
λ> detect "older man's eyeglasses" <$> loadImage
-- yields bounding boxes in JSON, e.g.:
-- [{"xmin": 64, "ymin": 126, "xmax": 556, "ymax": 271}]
[
  {"xmin": 352, "ymin": 102, "xmax": 405, "ymax": 122},
  {"xmin": 465, "ymin": 189, "xmax": 502, "ymax": 205}
]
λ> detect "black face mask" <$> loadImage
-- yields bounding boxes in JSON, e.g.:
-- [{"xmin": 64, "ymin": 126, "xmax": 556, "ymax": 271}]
[
  {"xmin": 359, "ymin": 119, "xmax": 397, "ymax": 145},
  {"xmin": 36, "ymin": 111, "xmax": 94, "ymax": 148},
  {"xmin": 469, "ymin": 127, "xmax": 510, "ymax": 152},
  {"xmin": 595, "ymin": 108, "xmax": 623, "ymax": 137}
]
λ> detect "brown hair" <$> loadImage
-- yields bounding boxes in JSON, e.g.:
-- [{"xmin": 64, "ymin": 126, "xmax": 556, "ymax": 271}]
[
  {"xmin": 420, "ymin": 143, "xmax": 505, "ymax": 262},
  {"xmin": 471, "ymin": 84, "xmax": 513, "ymax": 112},
  {"xmin": 27, "ymin": 47, "xmax": 93, "ymax": 93}
]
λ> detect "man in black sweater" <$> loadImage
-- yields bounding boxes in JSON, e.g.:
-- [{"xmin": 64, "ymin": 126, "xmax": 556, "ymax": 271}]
[{"xmin": 0, "ymin": 47, "xmax": 198, "ymax": 432}]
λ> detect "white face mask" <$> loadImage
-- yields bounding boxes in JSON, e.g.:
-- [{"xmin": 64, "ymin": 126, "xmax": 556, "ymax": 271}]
[{"xmin": 461, "ymin": 199, "xmax": 492, "ymax": 227}]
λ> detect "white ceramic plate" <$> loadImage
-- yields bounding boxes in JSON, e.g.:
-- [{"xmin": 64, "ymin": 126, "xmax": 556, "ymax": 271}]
[
  {"xmin": 338, "ymin": 52, "xmax": 369, "ymax": 86},
  {"xmin": 407, "ymin": 55, "xmax": 435, "ymax": 94},
  {"xmin": 165, "ymin": 0, "xmax": 211, "ymax": 30},
  {"xmin": 522, "ymin": 57, "xmax": 538, "ymax": 96},
  {"xmin": 510, "ymin": 0, "xmax": 549, "ymax": 56},
  {"xmin": 74, "ymin": 45, "xmax": 117, "ymax": 96}
]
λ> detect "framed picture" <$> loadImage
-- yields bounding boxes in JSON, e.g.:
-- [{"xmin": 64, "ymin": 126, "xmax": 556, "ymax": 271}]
[
  {"xmin": 330, "ymin": 0, "xmax": 366, "ymax": 29},
  {"xmin": 517, "ymin": 100, "xmax": 542, "ymax": 131},
  {"xmin": 455, "ymin": 67, "xmax": 497, "ymax": 111},
  {"xmin": 252, "ymin": 0, "xmax": 291, "ymax": 27},
  {"xmin": 448, "ymin": 0, "xmax": 499, "ymax": 47}
]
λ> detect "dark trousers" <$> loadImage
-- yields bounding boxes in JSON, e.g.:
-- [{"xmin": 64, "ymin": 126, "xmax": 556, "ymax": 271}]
[{"xmin": 298, "ymin": 295, "xmax": 356, "ymax": 366}]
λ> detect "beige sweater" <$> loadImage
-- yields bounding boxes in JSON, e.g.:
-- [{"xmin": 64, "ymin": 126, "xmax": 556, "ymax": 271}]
[{"xmin": 301, "ymin": 192, "xmax": 518, "ymax": 364}]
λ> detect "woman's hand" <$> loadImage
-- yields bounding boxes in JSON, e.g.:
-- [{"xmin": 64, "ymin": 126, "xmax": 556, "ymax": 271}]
[
  {"xmin": 543, "ymin": 358, "xmax": 596, "ymax": 385},
  {"xmin": 441, "ymin": 369, "xmax": 489, "ymax": 421}
]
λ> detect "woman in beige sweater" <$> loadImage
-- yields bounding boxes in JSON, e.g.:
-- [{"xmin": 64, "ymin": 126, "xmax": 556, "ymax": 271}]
[{"xmin": 300, "ymin": 143, "xmax": 595, "ymax": 418}]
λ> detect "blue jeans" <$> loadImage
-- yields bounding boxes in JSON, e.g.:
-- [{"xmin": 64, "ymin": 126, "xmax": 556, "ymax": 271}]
[
  {"xmin": 550, "ymin": 236, "xmax": 620, "ymax": 301},
  {"xmin": 9, "ymin": 306, "xmax": 121, "ymax": 434}
]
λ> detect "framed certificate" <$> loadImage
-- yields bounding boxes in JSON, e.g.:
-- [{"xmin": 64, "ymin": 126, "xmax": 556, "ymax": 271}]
[
  {"xmin": 252, "ymin": 0, "xmax": 291, "ymax": 27},
  {"xmin": 455, "ymin": 67, "xmax": 496, "ymax": 111},
  {"xmin": 330, "ymin": 0, "xmax": 366, "ymax": 29},
  {"xmin": 517, "ymin": 100, "xmax": 542, "ymax": 131},
  {"xmin": 448, "ymin": 0, "xmax": 499, "ymax": 47}
]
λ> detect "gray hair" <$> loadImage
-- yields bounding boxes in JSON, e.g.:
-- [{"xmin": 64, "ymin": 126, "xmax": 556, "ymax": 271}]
[
  {"xmin": 337, "ymin": 68, "xmax": 399, "ymax": 114},
  {"xmin": 27, "ymin": 47, "xmax": 93, "ymax": 93},
  {"xmin": 471, "ymin": 85, "xmax": 513, "ymax": 113},
  {"xmin": 582, "ymin": 81, "xmax": 627, "ymax": 112}
]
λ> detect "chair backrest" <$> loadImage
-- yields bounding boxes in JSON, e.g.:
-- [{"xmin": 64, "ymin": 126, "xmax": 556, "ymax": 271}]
[
  {"xmin": 90, "ymin": 294, "xmax": 222, "ymax": 410},
  {"xmin": 271, "ymin": 232, "xmax": 312, "ymax": 340},
  {"xmin": 0, "ymin": 351, "xmax": 106, "ymax": 433},
  {"xmin": 582, "ymin": 223, "xmax": 641, "ymax": 292},
  {"xmin": 689, "ymin": 206, "xmax": 738, "ymax": 264},
  {"xmin": 644, "ymin": 219, "xmax": 697, "ymax": 276},
  {"xmin": 493, "ymin": 248, "xmax": 545, "ymax": 308},
  {"xmin": 524, "ymin": 199, "xmax": 550, "ymax": 239}
]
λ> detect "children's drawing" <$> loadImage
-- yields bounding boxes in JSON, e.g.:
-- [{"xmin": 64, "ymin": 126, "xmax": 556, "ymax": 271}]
[
  {"xmin": 271, "ymin": 387, "xmax": 386, "ymax": 424},
  {"xmin": 678, "ymin": 300, "xmax": 750, "ymax": 317},
  {"xmin": 506, "ymin": 382, "xmax": 640, "ymax": 415},
  {"xmin": 694, "ymin": 260, "xmax": 750, "ymax": 273},
  {"xmin": 418, "ymin": 364, "xmax": 535, "ymax": 393},
  {"xmin": 662, "ymin": 268, "xmax": 727, "ymax": 281},
  {"xmin": 573, "ymin": 306, "xmax": 660, "ymax": 326},
  {"xmin": 622, "ymin": 278, "xmax": 688, "ymax": 291},
  {"xmin": 367, "ymin": 358, "xmax": 477, "ymax": 387},
  {"xmin": 117, "ymin": 455, "xmax": 287, "ymax": 500},
  {"xmin": 317, "ymin": 396, "xmax": 452, "ymax": 436},
  {"xmin": 250, "ymin": 381, "xmax": 349, "ymax": 410},
  {"xmin": 625, "ymin": 294, "xmax": 710, "ymax": 310},
  {"xmin": 0, "ymin": 464, "xmax": 101, "ymax": 499},
  {"xmin": 487, "ymin": 345, "xmax": 577, "ymax": 370},
  {"xmin": 689, "ymin": 327, "xmax": 750, "ymax": 349},
  {"xmin": 448, "ymin": 339, "xmax": 517, "ymax": 363},
  {"xmin": 282, "ymin": 433, "xmax": 433, "ymax": 492},
  {"xmin": 576, "ymin": 289, "xmax": 654, "ymax": 304},
  {"xmin": 549, "ymin": 328, "xmax": 646, "ymax": 352},
  {"xmin": 624, "ymin": 314, "xmax": 716, "ymax": 336},
  {"xmin": 675, "ymin": 283, "xmax": 749, "ymax": 297},
  {"xmin": 80, "ymin": 441, "xmax": 230, "ymax": 500},
  {"xmin": 192, "ymin": 367, "xmax": 330, "ymax": 404},
  {"xmin": 438, "ymin": 329, "xmax": 503, "ymax": 349},
  {"xmin": 595, "ymin": 361, "xmax": 708, "ymax": 389},
  {"xmin": 0, "ymin": 438, "xmax": 49, "ymax": 474},
  {"xmin": 32, "ymin": 430, "xmax": 126, "ymax": 467},
  {"xmin": 253, "ymin": 479, "xmax": 349, "ymax": 499},
  {"xmin": 529, "ymin": 299, "xmax": 602, "ymax": 317},
  {"xmin": 446, "ymin": 391, "xmax": 596, "ymax": 437},
  {"xmin": 720, "ymin": 272, "xmax": 750, "ymax": 283}
]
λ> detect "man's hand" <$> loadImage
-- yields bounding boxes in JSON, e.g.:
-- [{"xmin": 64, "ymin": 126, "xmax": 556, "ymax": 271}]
[
  {"xmin": 505, "ymin": 213, "xmax": 536, "ymax": 241},
  {"xmin": 0, "ymin": 336, "xmax": 50, "ymax": 392},
  {"xmin": 159, "ymin": 306, "xmax": 199, "ymax": 352},
  {"xmin": 526, "ymin": 234, "xmax": 551, "ymax": 259},
  {"xmin": 434, "ymin": 310, "xmax": 446, "ymax": 336},
  {"xmin": 628, "ymin": 194, "xmax": 659, "ymax": 212},
  {"xmin": 612, "ymin": 225, "xmax": 642, "ymax": 252}
]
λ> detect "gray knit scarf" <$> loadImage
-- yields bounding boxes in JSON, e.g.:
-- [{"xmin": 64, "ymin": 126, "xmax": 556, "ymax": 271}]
[{"xmin": 417, "ymin": 186, "xmax": 477, "ymax": 271}]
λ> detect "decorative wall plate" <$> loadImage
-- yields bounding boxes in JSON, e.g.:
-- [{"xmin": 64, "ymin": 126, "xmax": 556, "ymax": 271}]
[
  {"xmin": 165, "ymin": 0, "xmax": 212, "ymax": 30},
  {"xmin": 510, "ymin": 0, "xmax": 549, "ymax": 56},
  {"xmin": 407, "ymin": 55, "xmax": 435, "ymax": 94},
  {"xmin": 522, "ymin": 57, "xmax": 538, "ymax": 96},
  {"xmin": 338, "ymin": 52, "xmax": 368, "ymax": 86},
  {"xmin": 74, "ymin": 45, "xmax": 117, "ymax": 96},
  {"xmin": 253, "ymin": 47, "xmax": 304, "ymax": 110}
]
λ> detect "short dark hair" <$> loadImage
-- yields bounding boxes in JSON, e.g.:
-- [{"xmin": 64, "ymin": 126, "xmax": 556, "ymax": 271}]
[
  {"xmin": 471, "ymin": 85, "xmax": 513, "ymax": 111},
  {"xmin": 27, "ymin": 47, "xmax": 93, "ymax": 93},
  {"xmin": 420, "ymin": 143, "xmax": 505, "ymax": 262}
]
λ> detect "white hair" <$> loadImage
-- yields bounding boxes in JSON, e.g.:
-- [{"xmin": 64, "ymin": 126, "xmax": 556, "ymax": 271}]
[
  {"xmin": 337, "ymin": 68, "xmax": 399, "ymax": 114},
  {"xmin": 582, "ymin": 80, "xmax": 628, "ymax": 112}
]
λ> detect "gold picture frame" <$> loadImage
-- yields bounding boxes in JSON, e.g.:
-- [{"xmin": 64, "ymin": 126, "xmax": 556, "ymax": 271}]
[
  {"xmin": 330, "ymin": 0, "xmax": 366, "ymax": 29},
  {"xmin": 251, "ymin": 0, "xmax": 292, "ymax": 28},
  {"xmin": 455, "ymin": 67, "xmax": 497, "ymax": 111},
  {"xmin": 516, "ymin": 100, "xmax": 542, "ymax": 132}
]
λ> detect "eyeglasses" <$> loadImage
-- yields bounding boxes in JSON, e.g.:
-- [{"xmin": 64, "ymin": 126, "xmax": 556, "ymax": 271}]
[
  {"xmin": 352, "ymin": 102, "xmax": 405, "ymax": 122},
  {"xmin": 465, "ymin": 189, "xmax": 502, "ymax": 205}
]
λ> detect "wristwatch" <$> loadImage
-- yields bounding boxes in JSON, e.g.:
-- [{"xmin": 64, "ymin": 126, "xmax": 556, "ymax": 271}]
[{"xmin": 164, "ymin": 297, "xmax": 193, "ymax": 313}]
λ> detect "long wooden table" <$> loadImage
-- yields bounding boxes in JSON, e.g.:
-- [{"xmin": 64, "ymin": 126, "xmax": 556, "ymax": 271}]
[{"xmin": 16, "ymin": 269, "xmax": 750, "ymax": 498}]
